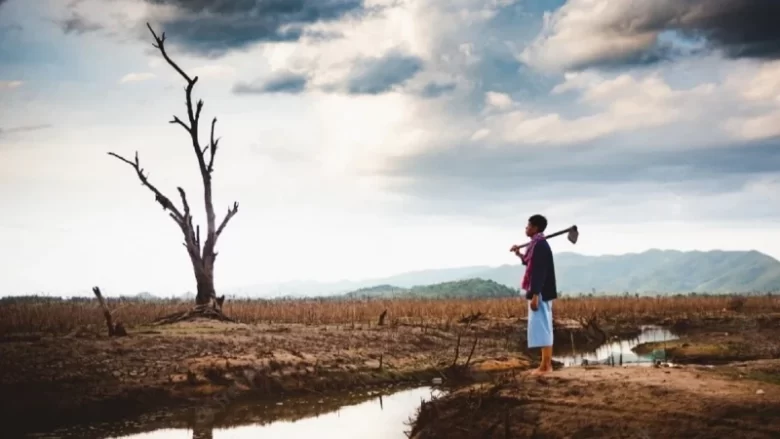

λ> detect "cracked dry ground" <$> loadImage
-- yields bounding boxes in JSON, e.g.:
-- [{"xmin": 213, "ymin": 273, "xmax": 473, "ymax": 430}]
[
  {"xmin": 410, "ymin": 361, "xmax": 780, "ymax": 439},
  {"xmin": 0, "ymin": 319, "xmax": 529, "ymax": 436}
]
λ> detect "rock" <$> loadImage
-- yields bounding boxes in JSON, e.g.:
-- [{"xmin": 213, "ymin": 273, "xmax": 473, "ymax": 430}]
[{"xmin": 757, "ymin": 389, "xmax": 765, "ymax": 395}]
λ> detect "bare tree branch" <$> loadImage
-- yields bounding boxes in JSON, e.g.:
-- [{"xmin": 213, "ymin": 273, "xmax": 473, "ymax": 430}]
[
  {"xmin": 107, "ymin": 151, "xmax": 185, "ymax": 224},
  {"xmin": 170, "ymin": 116, "xmax": 191, "ymax": 133},
  {"xmin": 146, "ymin": 23, "xmax": 193, "ymax": 84},
  {"xmin": 216, "ymin": 202, "xmax": 239, "ymax": 239},
  {"xmin": 195, "ymin": 99, "xmax": 204, "ymax": 125},
  {"xmin": 207, "ymin": 117, "xmax": 220, "ymax": 173},
  {"xmin": 146, "ymin": 23, "xmax": 225, "ymax": 255},
  {"xmin": 176, "ymin": 187, "xmax": 191, "ymax": 217}
]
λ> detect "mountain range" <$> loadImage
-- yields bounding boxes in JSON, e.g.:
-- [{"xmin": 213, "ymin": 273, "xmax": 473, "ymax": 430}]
[{"xmin": 226, "ymin": 249, "xmax": 780, "ymax": 297}]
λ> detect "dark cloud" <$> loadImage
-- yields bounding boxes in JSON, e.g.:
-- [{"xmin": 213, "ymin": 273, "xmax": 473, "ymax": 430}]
[
  {"xmin": 681, "ymin": 0, "xmax": 780, "ymax": 60},
  {"xmin": 419, "ymin": 82, "xmax": 457, "ymax": 99},
  {"xmin": 233, "ymin": 72, "xmax": 307, "ymax": 94},
  {"xmin": 61, "ymin": 13, "xmax": 103, "ymax": 35},
  {"xmin": 374, "ymin": 139, "xmax": 780, "ymax": 206},
  {"xmin": 143, "ymin": 0, "xmax": 365, "ymax": 57},
  {"xmin": 345, "ymin": 52, "xmax": 423, "ymax": 95},
  {"xmin": 530, "ymin": 0, "xmax": 780, "ymax": 71}
]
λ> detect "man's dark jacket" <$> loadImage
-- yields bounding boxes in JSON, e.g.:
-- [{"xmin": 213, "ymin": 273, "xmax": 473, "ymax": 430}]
[{"xmin": 521, "ymin": 239, "xmax": 558, "ymax": 301}]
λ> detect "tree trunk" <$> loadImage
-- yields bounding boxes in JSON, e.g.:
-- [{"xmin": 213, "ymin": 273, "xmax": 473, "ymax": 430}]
[
  {"xmin": 193, "ymin": 259, "xmax": 216, "ymax": 306},
  {"xmin": 192, "ymin": 425, "xmax": 213, "ymax": 439}
]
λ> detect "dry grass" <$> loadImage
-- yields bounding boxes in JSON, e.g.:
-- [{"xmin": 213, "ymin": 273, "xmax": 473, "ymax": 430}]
[{"xmin": 1, "ymin": 294, "xmax": 778, "ymax": 336}]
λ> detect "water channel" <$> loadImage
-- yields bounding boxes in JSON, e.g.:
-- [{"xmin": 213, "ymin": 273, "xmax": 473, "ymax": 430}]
[
  {"xmin": 46, "ymin": 386, "xmax": 443, "ymax": 439},
  {"xmin": 554, "ymin": 325, "xmax": 679, "ymax": 367},
  {"xmin": 35, "ymin": 327, "xmax": 676, "ymax": 438}
]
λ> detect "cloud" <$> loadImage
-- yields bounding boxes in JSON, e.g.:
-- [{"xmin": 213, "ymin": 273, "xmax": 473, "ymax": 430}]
[
  {"xmin": 362, "ymin": 62, "xmax": 780, "ymax": 222},
  {"xmin": 522, "ymin": 0, "xmax": 780, "ymax": 72},
  {"xmin": 0, "ymin": 80, "xmax": 23, "ymax": 90},
  {"xmin": 343, "ymin": 51, "xmax": 424, "ymax": 94},
  {"xmin": 119, "ymin": 72, "xmax": 156, "ymax": 84},
  {"xmin": 61, "ymin": 12, "xmax": 103, "ymax": 34},
  {"xmin": 374, "ymin": 137, "xmax": 780, "ymax": 224},
  {"xmin": 484, "ymin": 91, "xmax": 513, "ymax": 110},
  {"xmin": 418, "ymin": 82, "xmax": 457, "ymax": 98},
  {"xmin": 233, "ymin": 71, "xmax": 308, "ymax": 94},
  {"xmin": 141, "ymin": 0, "xmax": 367, "ymax": 57},
  {"xmin": 0, "ymin": 124, "xmax": 52, "ymax": 138},
  {"xmin": 477, "ymin": 72, "xmax": 718, "ymax": 145}
]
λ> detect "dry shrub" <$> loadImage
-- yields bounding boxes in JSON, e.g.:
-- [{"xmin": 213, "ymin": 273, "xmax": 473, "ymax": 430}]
[
  {"xmin": 0, "ymin": 294, "xmax": 778, "ymax": 336},
  {"xmin": 727, "ymin": 295, "xmax": 747, "ymax": 312}
]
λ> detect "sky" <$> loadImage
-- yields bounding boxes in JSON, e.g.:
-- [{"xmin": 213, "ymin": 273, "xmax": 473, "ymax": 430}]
[{"xmin": 2, "ymin": 0, "xmax": 780, "ymax": 296}]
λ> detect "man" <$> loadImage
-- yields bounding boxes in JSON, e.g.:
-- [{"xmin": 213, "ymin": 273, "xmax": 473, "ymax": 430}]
[{"xmin": 511, "ymin": 214, "xmax": 557, "ymax": 375}]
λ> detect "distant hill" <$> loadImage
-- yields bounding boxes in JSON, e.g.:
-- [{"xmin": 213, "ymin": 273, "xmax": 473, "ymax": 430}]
[
  {"xmin": 227, "ymin": 249, "xmax": 780, "ymax": 297},
  {"xmin": 344, "ymin": 279, "xmax": 517, "ymax": 299},
  {"xmin": 478, "ymin": 249, "xmax": 780, "ymax": 294},
  {"xmin": 344, "ymin": 284, "xmax": 406, "ymax": 299}
]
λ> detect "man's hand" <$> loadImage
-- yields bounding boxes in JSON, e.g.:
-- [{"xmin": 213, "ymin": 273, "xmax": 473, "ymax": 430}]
[{"xmin": 530, "ymin": 294, "xmax": 539, "ymax": 312}]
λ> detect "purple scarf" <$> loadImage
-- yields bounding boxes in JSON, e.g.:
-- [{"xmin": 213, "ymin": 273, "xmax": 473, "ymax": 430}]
[{"xmin": 521, "ymin": 232, "xmax": 545, "ymax": 291}]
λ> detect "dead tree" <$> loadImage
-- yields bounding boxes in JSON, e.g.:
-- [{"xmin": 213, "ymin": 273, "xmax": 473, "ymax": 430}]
[
  {"xmin": 108, "ymin": 23, "xmax": 238, "ymax": 313},
  {"xmin": 92, "ymin": 286, "xmax": 127, "ymax": 337}
]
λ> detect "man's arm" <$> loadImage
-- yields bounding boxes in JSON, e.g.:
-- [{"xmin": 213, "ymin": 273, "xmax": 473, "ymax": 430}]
[
  {"xmin": 529, "ymin": 242, "xmax": 549, "ymax": 296},
  {"xmin": 511, "ymin": 246, "xmax": 528, "ymax": 265}
]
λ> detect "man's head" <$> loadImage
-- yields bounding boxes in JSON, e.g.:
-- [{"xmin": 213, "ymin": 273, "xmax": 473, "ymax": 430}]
[{"xmin": 525, "ymin": 214, "xmax": 548, "ymax": 237}]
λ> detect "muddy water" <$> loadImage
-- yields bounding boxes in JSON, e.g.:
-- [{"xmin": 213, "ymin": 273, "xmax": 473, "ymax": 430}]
[
  {"xmin": 554, "ymin": 325, "xmax": 678, "ymax": 367},
  {"xmin": 103, "ymin": 386, "xmax": 442, "ymax": 439}
]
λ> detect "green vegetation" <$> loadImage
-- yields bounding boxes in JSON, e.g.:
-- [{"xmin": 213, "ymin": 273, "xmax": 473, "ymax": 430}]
[{"xmin": 343, "ymin": 278, "xmax": 517, "ymax": 299}]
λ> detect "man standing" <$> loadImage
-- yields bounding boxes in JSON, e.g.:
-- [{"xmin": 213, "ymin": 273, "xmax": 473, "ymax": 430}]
[{"xmin": 511, "ymin": 214, "xmax": 557, "ymax": 375}]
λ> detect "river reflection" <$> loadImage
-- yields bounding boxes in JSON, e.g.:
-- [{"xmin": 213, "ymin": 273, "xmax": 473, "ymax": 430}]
[
  {"xmin": 111, "ymin": 386, "xmax": 442, "ymax": 439},
  {"xmin": 554, "ymin": 325, "xmax": 678, "ymax": 367}
]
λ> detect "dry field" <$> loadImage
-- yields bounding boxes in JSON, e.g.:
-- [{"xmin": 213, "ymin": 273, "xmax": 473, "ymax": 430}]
[
  {"xmin": 2, "ymin": 294, "xmax": 778, "ymax": 335},
  {"xmin": 2, "ymin": 294, "xmax": 779, "ymax": 437}
]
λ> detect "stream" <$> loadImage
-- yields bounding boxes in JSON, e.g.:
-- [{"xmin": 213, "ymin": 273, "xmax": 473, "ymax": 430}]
[
  {"xmin": 32, "ymin": 327, "xmax": 676, "ymax": 438},
  {"xmin": 46, "ymin": 386, "xmax": 443, "ymax": 439},
  {"xmin": 554, "ymin": 325, "xmax": 679, "ymax": 367}
]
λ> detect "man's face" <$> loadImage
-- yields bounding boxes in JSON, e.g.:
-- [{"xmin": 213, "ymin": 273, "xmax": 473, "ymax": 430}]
[{"xmin": 525, "ymin": 222, "xmax": 537, "ymax": 237}]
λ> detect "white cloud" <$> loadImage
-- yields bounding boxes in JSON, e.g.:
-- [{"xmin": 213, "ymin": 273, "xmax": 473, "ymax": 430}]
[
  {"xmin": 480, "ymin": 72, "xmax": 717, "ymax": 145},
  {"xmin": 520, "ymin": 0, "xmax": 669, "ymax": 72},
  {"xmin": 0, "ymin": 80, "xmax": 23, "ymax": 90},
  {"xmin": 484, "ymin": 91, "xmax": 513, "ymax": 110},
  {"xmin": 726, "ymin": 111, "xmax": 780, "ymax": 141},
  {"xmin": 729, "ymin": 61, "xmax": 780, "ymax": 104},
  {"xmin": 119, "ymin": 72, "xmax": 156, "ymax": 84}
]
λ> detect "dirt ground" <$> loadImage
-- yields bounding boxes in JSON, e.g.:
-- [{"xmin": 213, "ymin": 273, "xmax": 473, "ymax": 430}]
[
  {"xmin": 634, "ymin": 314, "xmax": 780, "ymax": 364},
  {"xmin": 0, "ymin": 317, "xmax": 539, "ymax": 437},
  {"xmin": 3, "ymin": 313, "xmax": 778, "ymax": 438},
  {"xmin": 410, "ymin": 362, "xmax": 780, "ymax": 439},
  {"xmin": 411, "ymin": 314, "xmax": 780, "ymax": 439}
]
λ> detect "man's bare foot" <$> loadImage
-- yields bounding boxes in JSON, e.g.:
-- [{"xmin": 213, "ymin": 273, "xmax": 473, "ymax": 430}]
[{"xmin": 530, "ymin": 367, "xmax": 552, "ymax": 376}]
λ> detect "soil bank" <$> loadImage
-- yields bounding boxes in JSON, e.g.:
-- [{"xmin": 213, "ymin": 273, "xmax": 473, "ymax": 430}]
[
  {"xmin": 0, "ymin": 317, "xmax": 545, "ymax": 437},
  {"xmin": 411, "ymin": 314, "xmax": 780, "ymax": 439}
]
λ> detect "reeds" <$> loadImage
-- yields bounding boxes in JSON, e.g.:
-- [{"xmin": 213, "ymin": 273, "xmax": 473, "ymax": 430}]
[{"xmin": 0, "ymin": 294, "xmax": 777, "ymax": 335}]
